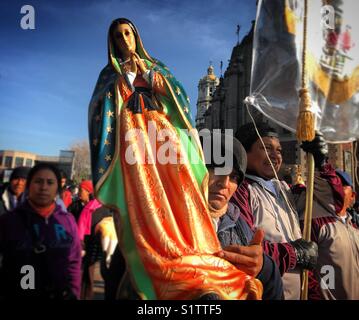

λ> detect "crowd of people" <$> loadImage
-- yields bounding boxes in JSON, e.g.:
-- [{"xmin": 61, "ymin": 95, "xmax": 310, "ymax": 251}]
[{"xmin": 0, "ymin": 123, "xmax": 358, "ymax": 300}]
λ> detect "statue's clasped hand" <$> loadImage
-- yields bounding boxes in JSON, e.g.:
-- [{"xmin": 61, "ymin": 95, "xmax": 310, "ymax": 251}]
[{"xmin": 131, "ymin": 51, "xmax": 147, "ymax": 75}]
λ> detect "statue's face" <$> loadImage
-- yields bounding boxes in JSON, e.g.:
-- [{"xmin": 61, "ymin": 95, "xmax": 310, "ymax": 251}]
[{"xmin": 113, "ymin": 23, "xmax": 136, "ymax": 59}]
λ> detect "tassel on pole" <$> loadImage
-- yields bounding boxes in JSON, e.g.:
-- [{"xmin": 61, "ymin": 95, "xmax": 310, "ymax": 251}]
[{"xmin": 296, "ymin": 88, "xmax": 315, "ymax": 142}]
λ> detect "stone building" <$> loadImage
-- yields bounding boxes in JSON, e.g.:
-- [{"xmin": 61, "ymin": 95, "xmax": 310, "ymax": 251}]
[{"xmin": 199, "ymin": 22, "xmax": 299, "ymax": 178}]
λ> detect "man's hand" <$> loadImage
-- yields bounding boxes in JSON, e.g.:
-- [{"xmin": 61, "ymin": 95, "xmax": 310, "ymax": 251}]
[
  {"xmin": 216, "ymin": 229, "xmax": 265, "ymax": 277},
  {"xmin": 290, "ymin": 238, "xmax": 318, "ymax": 270},
  {"xmin": 300, "ymin": 131, "xmax": 328, "ymax": 169}
]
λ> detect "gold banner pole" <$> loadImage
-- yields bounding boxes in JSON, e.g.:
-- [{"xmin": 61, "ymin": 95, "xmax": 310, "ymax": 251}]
[
  {"xmin": 300, "ymin": 153, "xmax": 315, "ymax": 300},
  {"xmin": 295, "ymin": 0, "xmax": 315, "ymax": 300}
]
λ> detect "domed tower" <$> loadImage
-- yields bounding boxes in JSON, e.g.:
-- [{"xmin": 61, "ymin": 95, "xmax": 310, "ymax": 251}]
[{"xmin": 195, "ymin": 63, "xmax": 219, "ymax": 130}]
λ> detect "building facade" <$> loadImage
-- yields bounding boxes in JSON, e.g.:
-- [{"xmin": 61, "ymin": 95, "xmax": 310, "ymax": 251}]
[
  {"xmin": 0, "ymin": 150, "xmax": 37, "ymax": 171},
  {"xmin": 0, "ymin": 149, "xmax": 74, "ymax": 183}
]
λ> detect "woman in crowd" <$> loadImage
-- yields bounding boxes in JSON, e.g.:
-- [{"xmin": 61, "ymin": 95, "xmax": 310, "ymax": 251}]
[
  {"xmin": 68, "ymin": 180, "xmax": 93, "ymax": 222},
  {"xmin": 0, "ymin": 163, "xmax": 81, "ymax": 299}
]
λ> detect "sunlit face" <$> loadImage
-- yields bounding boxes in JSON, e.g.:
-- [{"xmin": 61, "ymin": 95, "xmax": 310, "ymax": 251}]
[
  {"xmin": 246, "ymin": 136, "xmax": 282, "ymax": 180},
  {"xmin": 79, "ymin": 187, "xmax": 90, "ymax": 204},
  {"xmin": 342, "ymin": 185, "xmax": 356, "ymax": 211},
  {"xmin": 113, "ymin": 23, "xmax": 136, "ymax": 59},
  {"xmin": 10, "ymin": 177, "xmax": 26, "ymax": 198},
  {"xmin": 208, "ymin": 168, "xmax": 239, "ymax": 211},
  {"xmin": 61, "ymin": 178, "xmax": 66, "ymax": 188},
  {"xmin": 28, "ymin": 169, "xmax": 58, "ymax": 207}
]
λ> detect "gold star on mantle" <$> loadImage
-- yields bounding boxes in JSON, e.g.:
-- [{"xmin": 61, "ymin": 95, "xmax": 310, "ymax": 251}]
[
  {"xmin": 183, "ymin": 107, "xmax": 189, "ymax": 114},
  {"xmin": 99, "ymin": 167, "xmax": 105, "ymax": 174},
  {"xmin": 175, "ymin": 87, "xmax": 181, "ymax": 95},
  {"xmin": 186, "ymin": 97, "xmax": 190, "ymax": 103},
  {"xmin": 106, "ymin": 91, "xmax": 112, "ymax": 99},
  {"xmin": 106, "ymin": 110, "xmax": 114, "ymax": 118},
  {"xmin": 106, "ymin": 126, "xmax": 113, "ymax": 133},
  {"xmin": 104, "ymin": 139, "xmax": 110, "ymax": 146},
  {"xmin": 105, "ymin": 154, "xmax": 112, "ymax": 162}
]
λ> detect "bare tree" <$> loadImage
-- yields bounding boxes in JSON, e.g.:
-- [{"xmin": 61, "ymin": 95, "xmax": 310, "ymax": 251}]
[{"xmin": 69, "ymin": 139, "xmax": 91, "ymax": 183}]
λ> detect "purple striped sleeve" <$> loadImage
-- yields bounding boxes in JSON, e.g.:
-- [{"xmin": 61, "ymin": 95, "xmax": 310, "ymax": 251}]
[
  {"xmin": 231, "ymin": 181, "xmax": 255, "ymax": 229},
  {"xmin": 308, "ymin": 270, "xmax": 322, "ymax": 300},
  {"xmin": 262, "ymin": 240, "xmax": 297, "ymax": 275},
  {"xmin": 302, "ymin": 216, "xmax": 337, "ymax": 300}
]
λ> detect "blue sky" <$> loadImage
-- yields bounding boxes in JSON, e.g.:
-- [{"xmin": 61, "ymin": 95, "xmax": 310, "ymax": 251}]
[{"xmin": 0, "ymin": 0, "xmax": 256, "ymax": 156}]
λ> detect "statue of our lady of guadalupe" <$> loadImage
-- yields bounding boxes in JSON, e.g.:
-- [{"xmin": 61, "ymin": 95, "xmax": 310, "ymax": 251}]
[{"xmin": 88, "ymin": 18, "xmax": 262, "ymax": 300}]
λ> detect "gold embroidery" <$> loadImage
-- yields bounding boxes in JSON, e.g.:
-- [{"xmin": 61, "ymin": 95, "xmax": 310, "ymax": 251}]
[{"xmin": 117, "ymin": 77, "xmax": 132, "ymax": 101}]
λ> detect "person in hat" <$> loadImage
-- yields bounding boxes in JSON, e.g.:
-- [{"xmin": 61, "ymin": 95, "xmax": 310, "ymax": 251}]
[
  {"xmin": 68, "ymin": 180, "xmax": 94, "ymax": 223},
  {"xmin": 0, "ymin": 163, "xmax": 81, "ymax": 299},
  {"xmin": 203, "ymin": 132, "xmax": 284, "ymax": 300},
  {"xmin": 0, "ymin": 166, "xmax": 30, "ymax": 216},
  {"xmin": 335, "ymin": 170, "xmax": 357, "ymax": 219},
  {"xmin": 232, "ymin": 122, "xmax": 327, "ymax": 299},
  {"xmin": 302, "ymin": 169, "xmax": 359, "ymax": 299}
]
